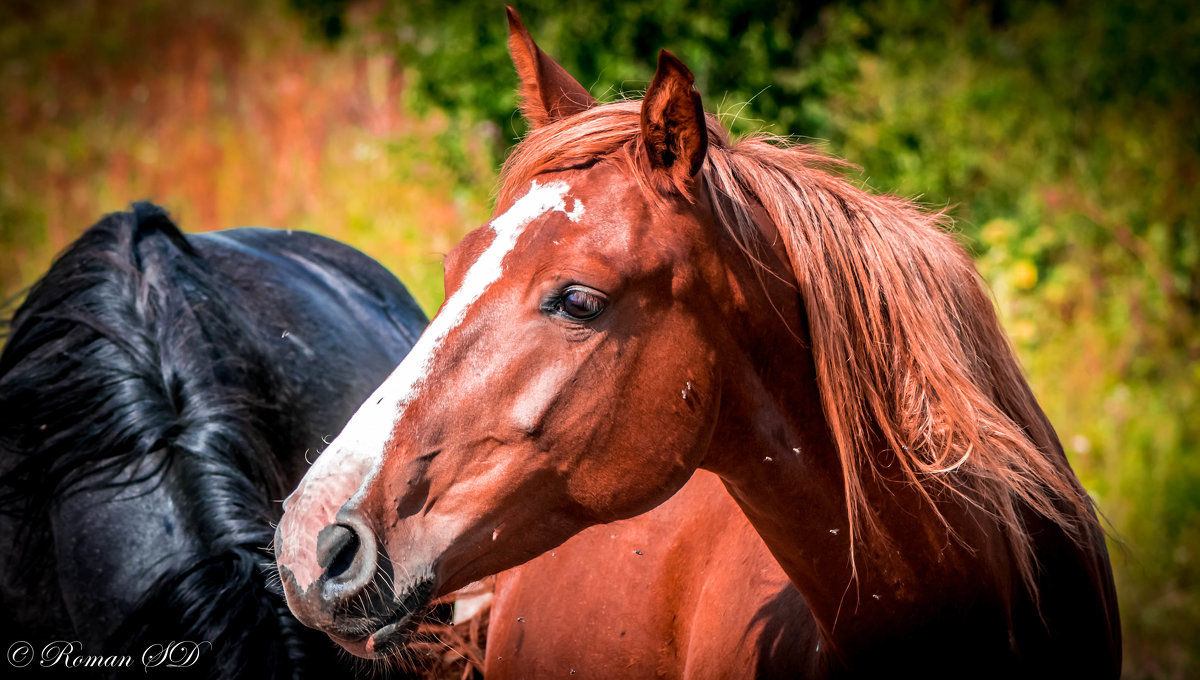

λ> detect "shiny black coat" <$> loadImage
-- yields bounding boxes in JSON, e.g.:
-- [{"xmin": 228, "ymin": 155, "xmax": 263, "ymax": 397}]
[{"xmin": 0, "ymin": 203, "xmax": 426, "ymax": 678}]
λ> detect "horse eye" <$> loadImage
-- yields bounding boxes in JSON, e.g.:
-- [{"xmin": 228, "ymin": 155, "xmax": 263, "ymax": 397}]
[{"xmin": 559, "ymin": 286, "xmax": 606, "ymax": 321}]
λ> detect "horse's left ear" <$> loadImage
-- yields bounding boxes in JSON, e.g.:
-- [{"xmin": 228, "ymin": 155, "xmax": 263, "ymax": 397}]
[
  {"xmin": 641, "ymin": 49, "xmax": 709, "ymax": 196},
  {"xmin": 506, "ymin": 6, "xmax": 596, "ymax": 127}
]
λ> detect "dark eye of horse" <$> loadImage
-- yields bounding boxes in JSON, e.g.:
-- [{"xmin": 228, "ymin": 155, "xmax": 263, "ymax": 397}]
[{"xmin": 558, "ymin": 286, "xmax": 606, "ymax": 321}]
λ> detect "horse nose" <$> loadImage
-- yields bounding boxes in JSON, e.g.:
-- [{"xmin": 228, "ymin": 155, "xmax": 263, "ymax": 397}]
[
  {"xmin": 313, "ymin": 519, "xmax": 377, "ymax": 605},
  {"xmin": 317, "ymin": 524, "xmax": 360, "ymax": 578},
  {"xmin": 276, "ymin": 504, "xmax": 384, "ymax": 631}
]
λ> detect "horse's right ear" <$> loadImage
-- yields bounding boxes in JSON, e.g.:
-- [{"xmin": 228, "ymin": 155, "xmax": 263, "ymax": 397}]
[
  {"xmin": 506, "ymin": 6, "xmax": 595, "ymax": 128},
  {"xmin": 640, "ymin": 49, "xmax": 708, "ymax": 197}
]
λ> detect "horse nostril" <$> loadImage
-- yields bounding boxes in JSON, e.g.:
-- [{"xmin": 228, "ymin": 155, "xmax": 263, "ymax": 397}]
[{"xmin": 316, "ymin": 523, "xmax": 360, "ymax": 581}]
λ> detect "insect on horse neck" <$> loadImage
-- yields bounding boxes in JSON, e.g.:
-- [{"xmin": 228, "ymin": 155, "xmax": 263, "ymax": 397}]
[{"xmin": 276, "ymin": 9, "xmax": 1120, "ymax": 675}]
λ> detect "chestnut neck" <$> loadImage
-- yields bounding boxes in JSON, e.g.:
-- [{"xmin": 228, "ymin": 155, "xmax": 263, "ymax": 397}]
[{"xmin": 696, "ymin": 216, "xmax": 1013, "ymax": 665}]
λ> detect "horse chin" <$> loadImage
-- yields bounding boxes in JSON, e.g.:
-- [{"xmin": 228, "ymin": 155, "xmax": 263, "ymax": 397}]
[
  {"xmin": 328, "ymin": 577, "xmax": 435, "ymax": 660},
  {"xmin": 327, "ymin": 617, "xmax": 416, "ymax": 660}
]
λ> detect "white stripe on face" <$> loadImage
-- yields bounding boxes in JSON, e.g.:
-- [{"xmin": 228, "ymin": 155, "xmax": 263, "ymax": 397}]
[{"xmin": 295, "ymin": 180, "xmax": 584, "ymax": 530}]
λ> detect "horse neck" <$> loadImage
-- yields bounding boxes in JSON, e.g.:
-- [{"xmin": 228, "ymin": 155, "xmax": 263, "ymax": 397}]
[{"xmin": 700, "ymin": 261, "xmax": 1017, "ymax": 660}]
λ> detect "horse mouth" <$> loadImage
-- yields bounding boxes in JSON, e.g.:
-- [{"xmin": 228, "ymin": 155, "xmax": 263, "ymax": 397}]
[
  {"xmin": 330, "ymin": 579, "xmax": 435, "ymax": 659},
  {"xmin": 365, "ymin": 607, "xmax": 421, "ymax": 657}
]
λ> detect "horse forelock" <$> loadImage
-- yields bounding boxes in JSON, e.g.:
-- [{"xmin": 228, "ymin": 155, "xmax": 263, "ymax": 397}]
[{"xmin": 499, "ymin": 100, "xmax": 1099, "ymax": 596}]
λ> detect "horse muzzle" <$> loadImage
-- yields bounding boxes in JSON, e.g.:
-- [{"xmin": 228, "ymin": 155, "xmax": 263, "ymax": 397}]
[{"xmin": 275, "ymin": 508, "xmax": 436, "ymax": 658}]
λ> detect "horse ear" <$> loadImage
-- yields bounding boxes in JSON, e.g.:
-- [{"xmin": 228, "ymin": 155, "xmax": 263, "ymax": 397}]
[
  {"xmin": 506, "ymin": 6, "xmax": 596, "ymax": 128},
  {"xmin": 640, "ymin": 49, "xmax": 709, "ymax": 195}
]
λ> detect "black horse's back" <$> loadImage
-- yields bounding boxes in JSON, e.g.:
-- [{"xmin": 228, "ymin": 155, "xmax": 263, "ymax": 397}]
[{"xmin": 0, "ymin": 203, "xmax": 426, "ymax": 678}]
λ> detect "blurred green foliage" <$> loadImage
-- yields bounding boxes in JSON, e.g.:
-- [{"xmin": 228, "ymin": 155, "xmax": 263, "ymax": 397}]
[{"xmin": 376, "ymin": 0, "xmax": 835, "ymax": 141}]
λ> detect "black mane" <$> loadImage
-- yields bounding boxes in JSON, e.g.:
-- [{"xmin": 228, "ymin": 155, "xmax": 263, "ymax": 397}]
[
  {"xmin": 1, "ymin": 203, "xmax": 290, "ymax": 517},
  {"xmin": 0, "ymin": 203, "xmax": 357, "ymax": 677}
]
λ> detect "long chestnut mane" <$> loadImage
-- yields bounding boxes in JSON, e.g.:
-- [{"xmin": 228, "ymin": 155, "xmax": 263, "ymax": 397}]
[{"xmin": 499, "ymin": 100, "xmax": 1099, "ymax": 593}]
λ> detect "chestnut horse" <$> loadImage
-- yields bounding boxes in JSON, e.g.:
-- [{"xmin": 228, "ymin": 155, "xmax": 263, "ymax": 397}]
[
  {"xmin": 487, "ymin": 471, "xmax": 818, "ymax": 677},
  {"xmin": 276, "ymin": 8, "xmax": 1121, "ymax": 676}
]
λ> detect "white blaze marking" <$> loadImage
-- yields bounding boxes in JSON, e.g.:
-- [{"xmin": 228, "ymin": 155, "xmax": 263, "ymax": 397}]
[
  {"xmin": 509, "ymin": 360, "xmax": 571, "ymax": 432},
  {"xmin": 299, "ymin": 180, "xmax": 584, "ymax": 506}
]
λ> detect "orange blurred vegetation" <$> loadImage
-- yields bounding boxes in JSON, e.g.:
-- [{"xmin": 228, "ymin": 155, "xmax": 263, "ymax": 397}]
[{"xmin": 0, "ymin": 0, "xmax": 494, "ymax": 313}]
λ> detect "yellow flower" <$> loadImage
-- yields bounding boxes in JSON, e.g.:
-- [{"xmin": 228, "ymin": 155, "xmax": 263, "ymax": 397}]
[{"xmin": 1011, "ymin": 259, "xmax": 1039, "ymax": 290}]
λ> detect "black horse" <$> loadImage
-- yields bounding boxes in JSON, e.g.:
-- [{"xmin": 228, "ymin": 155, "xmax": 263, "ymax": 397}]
[{"xmin": 0, "ymin": 203, "xmax": 428, "ymax": 677}]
